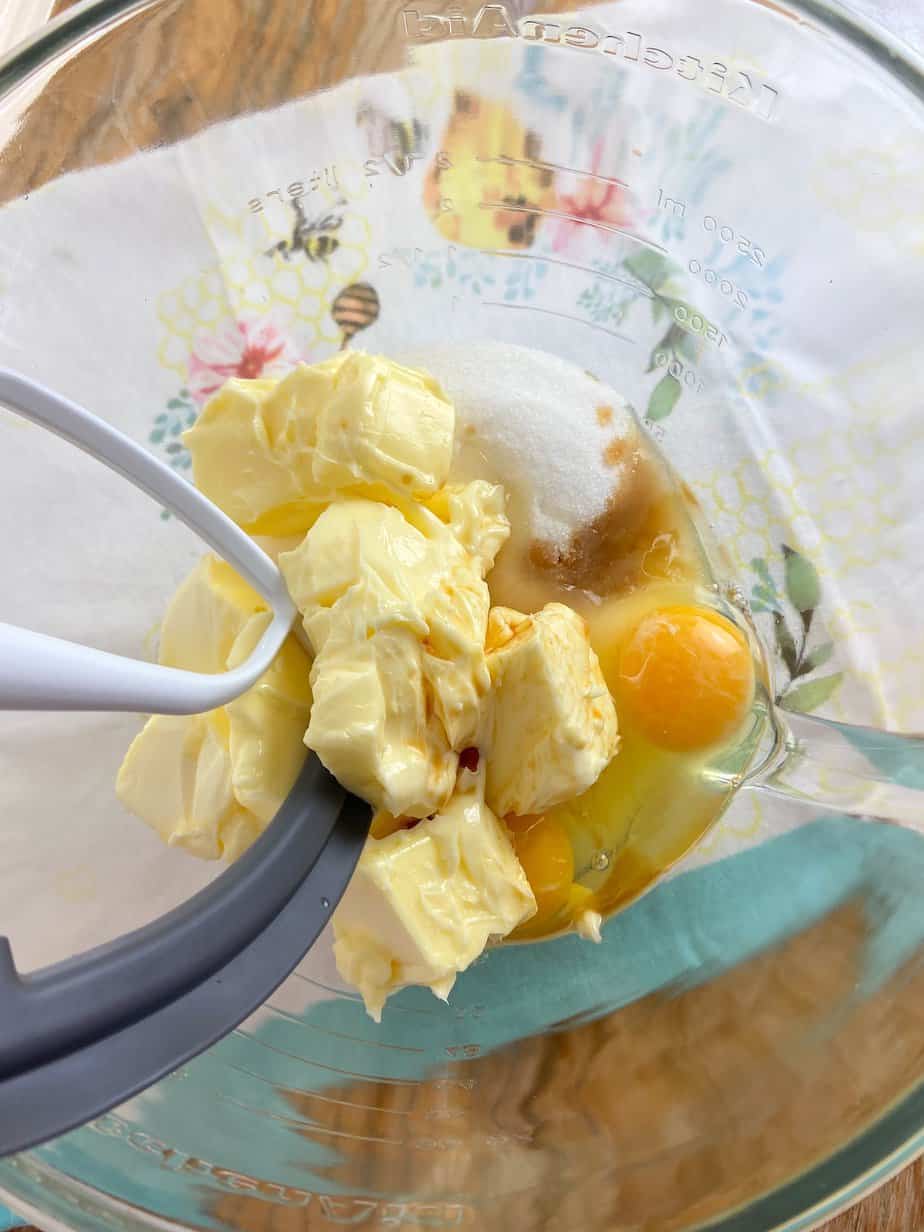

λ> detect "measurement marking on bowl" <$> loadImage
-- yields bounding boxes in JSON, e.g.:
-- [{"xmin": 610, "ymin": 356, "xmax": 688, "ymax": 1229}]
[
  {"xmin": 672, "ymin": 303, "xmax": 728, "ymax": 349},
  {"xmin": 263, "ymin": 1002, "xmax": 427, "ymax": 1051},
  {"xmin": 223, "ymin": 1055, "xmax": 418, "ymax": 1113},
  {"xmin": 237, "ymin": 1027, "xmax": 421, "ymax": 1085},
  {"xmin": 687, "ymin": 258, "xmax": 749, "ymax": 309},
  {"xmin": 481, "ymin": 300, "xmax": 636, "ymax": 343},
  {"xmin": 653, "ymin": 351, "xmax": 706, "ymax": 392},
  {"xmin": 478, "ymin": 200, "xmax": 667, "ymax": 254},
  {"xmin": 290, "ymin": 969, "xmax": 441, "ymax": 1016},
  {"xmin": 482, "ymin": 249, "xmax": 655, "ymax": 298},
  {"xmin": 222, "ymin": 1094, "xmax": 405, "ymax": 1144},
  {"xmin": 476, "ymin": 152, "xmax": 630, "ymax": 190}
]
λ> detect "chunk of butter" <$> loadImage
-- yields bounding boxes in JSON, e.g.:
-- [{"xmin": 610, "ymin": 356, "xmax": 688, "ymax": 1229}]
[
  {"xmin": 183, "ymin": 360, "xmax": 342, "ymax": 532},
  {"xmin": 332, "ymin": 771, "xmax": 536, "ymax": 1020},
  {"xmin": 116, "ymin": 712, "xmax": 259, "ymax": 861},
  {"xmin": 313, "ymin": 352, "xmax": 454, "ymax": 498},
  {"xmin": 279, "ymin": 487, "xmax": 508, "ymax": 818},
  {"xmin": 116, "ymin": 558, "xmax": 311, "ymax": 859},
  {"xmin": 184, "ymin": 353, "xmax": 453, "ymax": 534},
  {"xmin": 484, "ymin": 603, "xmax": 619, "ymax": 817}
]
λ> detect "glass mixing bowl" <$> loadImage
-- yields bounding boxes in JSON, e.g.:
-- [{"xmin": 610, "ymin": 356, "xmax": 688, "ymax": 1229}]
[{"xmin": 1, "ymin": 0, "xmax": 923, "ymax": 1227}]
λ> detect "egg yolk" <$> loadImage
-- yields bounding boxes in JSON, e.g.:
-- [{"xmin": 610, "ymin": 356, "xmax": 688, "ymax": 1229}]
[
  {"xmin": 616, "ymin": 605, "xmax": 755, "ymax": 752},
  {"xmin": 507, "ymin": 813, "xmax": 574, "ymax": 925}
]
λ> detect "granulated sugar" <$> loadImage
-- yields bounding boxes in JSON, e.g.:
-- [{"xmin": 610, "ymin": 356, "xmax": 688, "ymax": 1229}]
[{"xmin": 398, "ymin": 342, "xmax": 638, "ymax": 549}]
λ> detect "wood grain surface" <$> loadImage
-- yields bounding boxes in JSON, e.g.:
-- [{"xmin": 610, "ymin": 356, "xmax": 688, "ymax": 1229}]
[{"xmin": 2, "ymin": 1, "xmax": 921, "ymax": 1229}]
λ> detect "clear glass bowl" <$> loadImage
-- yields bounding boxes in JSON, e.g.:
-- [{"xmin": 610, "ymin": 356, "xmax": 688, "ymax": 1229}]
[{"xmin": 1, "ymin": 0, "xmax": 923, "ymax": 1228}]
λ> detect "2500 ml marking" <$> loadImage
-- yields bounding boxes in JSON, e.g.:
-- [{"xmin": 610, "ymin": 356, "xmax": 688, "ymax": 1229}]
[{"xmin": 703, "ymin": 214, "xmax": 767, "ymax": 268}]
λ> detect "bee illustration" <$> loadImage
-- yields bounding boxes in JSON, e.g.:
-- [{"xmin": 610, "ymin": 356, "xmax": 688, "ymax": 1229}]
[
  {"xmin": 266, "ymin": 198, "xmax": 345, "ymax": 263},
  {"xmin": 385, "ymin": 117, "xmax": 427, "ymax": 173},
  {"xmin": 423, "ymin": 93, "xmax": 556, "ymax": 250},
  {"xmin": 357, "ymin": 100, "xmax": 428, "ymax": 174},
  {"xmin": 331, "ymin": 282, "xmax": 380, "ymax": 349}
]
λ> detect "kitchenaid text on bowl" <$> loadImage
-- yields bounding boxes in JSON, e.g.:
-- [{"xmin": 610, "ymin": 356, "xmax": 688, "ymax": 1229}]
[{"xmin": 401, "ymin": 7, "xmax": 781, "ymax": 122}]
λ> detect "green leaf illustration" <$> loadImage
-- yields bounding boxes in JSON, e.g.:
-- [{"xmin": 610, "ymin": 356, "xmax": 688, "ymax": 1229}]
[
  {"xmin": 751, "ymin": 558, "xmax": 775, "ymax": 589},
  {"xmin": 674, "ymin": 327, "xmax": 700, "ymax": 361},
  {"xmin": 772, "ymin": 611, "xmax": 799, "ymax": 676},
  {"xmin": 802, "ymin": 641, "xmax": 834, "ymax": 674},
  {"xmin": 780, "ymin": 672, "xmax": 843, "ymax": 713},
  {"xmin": 167, "ymin": 398, "xmax": 187, "ymax": 410},
  {"xmin": 647, "ymin": 374, "xmax": 682, "ymax": 422},
  {"xmin": 751, "ymin": 584, "xmax": 778, "ymax": 608},
  {"xmin": 783, "ymin": 544, "xmax": 821, "ymax": 614},
  {"xmin": 624, "ymin": 249, "xmax": 669, "ymax": 289},
  {"xmin": 647, "ymin": 323, "xmax": 684, "ymax": 373}
]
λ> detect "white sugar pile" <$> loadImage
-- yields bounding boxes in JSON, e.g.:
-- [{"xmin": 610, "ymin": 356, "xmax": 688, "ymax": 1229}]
[{"xmin": 398, "ymin": 342, "xmax": 638, "ymax": 549}]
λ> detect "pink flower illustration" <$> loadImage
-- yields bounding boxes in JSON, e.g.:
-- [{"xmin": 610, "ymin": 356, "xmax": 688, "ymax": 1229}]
[
  {"xmin": 552, "ymin": 139, "xmax": 632, "ymax": 253},
  {"xmin": 188, "ymin": 318, "xmax": 299, "ymax": 405}
]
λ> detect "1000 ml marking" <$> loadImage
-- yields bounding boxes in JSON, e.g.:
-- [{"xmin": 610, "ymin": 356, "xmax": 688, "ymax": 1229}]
[
  {"xmin": 402, "ymin": 6, "xmax": 780, "ymax": 122},
  {"xmin": 654, "ymin": 351, "xmax": 705, "ymax": 392}
]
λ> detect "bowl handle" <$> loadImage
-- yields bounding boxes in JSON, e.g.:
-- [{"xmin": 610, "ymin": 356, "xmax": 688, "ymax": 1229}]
[{"xmin": 749, "ymin": 711, "xmax": 924, "ymax": 836}]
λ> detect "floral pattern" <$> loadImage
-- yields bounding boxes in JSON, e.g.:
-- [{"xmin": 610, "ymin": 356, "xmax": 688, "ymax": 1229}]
[
  {"xmin": 750, "ymin": 545, "xmax": 843, "ymax": 713},
  {"xmin": 150, "ymin": 317, "xmax": 300, "ymax": 507},
  {"xmin": 551, "ymin": 139, "xmax": 631, "ymax": 253},
  {"xmin": 188, "ymin": 318, "xmax": 299, "ymax": 406},
  {"xmin": 149, "ymin": 390, "xmax": 197, "ymax": 474}
]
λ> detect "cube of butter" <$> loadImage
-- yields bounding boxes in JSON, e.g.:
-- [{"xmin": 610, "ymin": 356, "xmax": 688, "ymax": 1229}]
[
  {"xmin": 484, "ymin": 603, "xmax": 619, "ymax": 817},
  {"xmin": 333, "ymin": 774, "xmax": 536, "ymax": 1020}
]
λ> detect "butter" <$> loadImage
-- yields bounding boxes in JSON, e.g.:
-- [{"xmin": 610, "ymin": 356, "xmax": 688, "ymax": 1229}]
[
  {"xmin": 424, "ymin": 479, "xmax": 510, "ymax": 574},
  {"xmin": 158, "ymin": 557, "xmax": 265, "ymax": 673},
  {"xmin": 116, "ymin": 712, "xmax": 257, "ymax": 861},
  {"xmin": 332, "ymin": 770, "xmax": 536, "ymax": 1020},
  {"xmin": 484, "ymin": 603, "xmax": 619, "ymax": 817},
  {"xmin": 313, "ymin": 352, "xmax": 454, "ymax": 498},
  {"xmin": 225, "ymin": 611, "xmax": 313, "ymax": 825},
  {"xmin": 575, "ymin": 908, "xmax": 604, "ymax": 944},
  {"xmin": 184, "ymin": 353, "xmax": 453, "ymax": 534},
  {"xmin": 279, "ymin": 486, "xmax": 508, "ymax": 818},
  {"xmin": 116, "ymin": 558, "xmax": 311, "ymax": 859},
  {"xmin": 120, "ymin": 348, "xmax": 623, "ymax": 1003},
  {"xmin": 183, "ymin": 361, "xmax": 342, "ymax": 532}
]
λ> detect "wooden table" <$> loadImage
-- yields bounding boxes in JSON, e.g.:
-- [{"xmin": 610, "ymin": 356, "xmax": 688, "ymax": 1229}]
[{"xmin": 1, "ymin": 1, "xmax": 920, "ymax": 1228}]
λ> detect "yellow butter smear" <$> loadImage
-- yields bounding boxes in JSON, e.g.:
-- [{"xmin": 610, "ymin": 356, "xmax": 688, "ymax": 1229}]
[{"xmin": 117, "ymin": 352, "xmax": 620, "ymax": 1018}]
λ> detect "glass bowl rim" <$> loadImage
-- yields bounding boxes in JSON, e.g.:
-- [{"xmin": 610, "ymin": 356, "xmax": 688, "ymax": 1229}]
[{"xmin": 0, "ymin": 0, "xmax": 922, "ymax": 1228}]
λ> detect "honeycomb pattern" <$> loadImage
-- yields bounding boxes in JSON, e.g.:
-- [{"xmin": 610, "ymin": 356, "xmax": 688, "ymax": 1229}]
[
  {"xmin": 156, "ymin": 203, "xmax": 372, "ymax": 382},
  {"xmin": 696, "ymin": 343, "xmax": 924, "ymax": 728}
]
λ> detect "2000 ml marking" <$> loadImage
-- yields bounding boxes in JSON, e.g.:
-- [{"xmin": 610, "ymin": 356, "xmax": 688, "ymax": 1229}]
[{"xmin": 402, "ymin": 6, "xmax": 781, "ymax": 122}]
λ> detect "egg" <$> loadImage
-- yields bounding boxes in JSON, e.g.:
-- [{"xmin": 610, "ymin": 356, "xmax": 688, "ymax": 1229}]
[
  {"xmin": 506, "ymin": 813, "xmax": 575, "ymax": 926},
  {"xmin": 616, "ymin": 605, "xmax": 755, "ymax": 752}
]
